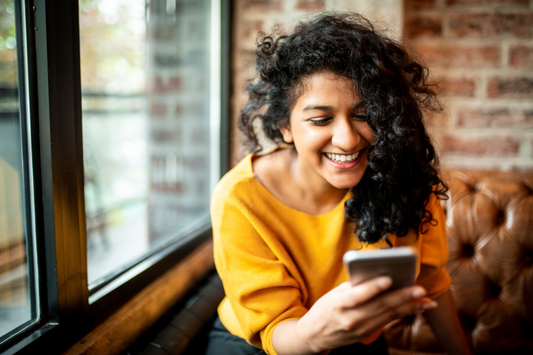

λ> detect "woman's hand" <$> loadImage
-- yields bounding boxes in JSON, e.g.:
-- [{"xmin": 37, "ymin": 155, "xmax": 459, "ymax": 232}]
[{"xmin": 272, "ymin": 276, "xmax": 437, "ymax": 355}]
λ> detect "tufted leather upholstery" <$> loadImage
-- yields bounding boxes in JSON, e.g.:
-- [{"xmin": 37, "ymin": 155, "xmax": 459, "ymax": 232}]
[{"xmin": 384, "ymin": 170, "xmax": 533, "ymax": 355}]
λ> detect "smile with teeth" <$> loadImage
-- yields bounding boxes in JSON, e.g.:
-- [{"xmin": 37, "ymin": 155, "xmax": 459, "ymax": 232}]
[{"xmin": 325, "ymin": 151, "xmax": 360, "ymax": 163}]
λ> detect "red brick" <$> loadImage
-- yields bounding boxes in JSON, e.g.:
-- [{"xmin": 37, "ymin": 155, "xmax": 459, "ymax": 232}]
[
  {"xmin": 487, "ymin": 77, "xmax": 533, "ymax": 98},
  {"xmin": 240, "ymin": 20, "xmax": 264, "ymax": 39},
  {"xmin": 446, "ymin": 0, "xmax": 529, "ymax": 6},
  {"xmin": 457, "ymin": 108, "xmax": 513, "ymax": 127},
  {"xmin": 151, "ymin": 76, "xmax": 182, "ymax": 94},
  {"xmin": 151, "ymin": 128, "xmax": 181, "ymax": 144},
  {"xmin": 441, "ymin": 136, "xmax": 520, "ymax": 156},
  {"xmin": 449, "ymin": 14, "xmax": 533, "ymax": 38},
  {"xmin": 296, "ymin": 0, "xmax": 325, "ymax": 11},
  {"xmin": 413, "ymin": 44, "xmax": 500, "ymax": 68},
  {"xmin": 150, "ymin": 181, "xmax": 183, "ymax": 194},
  {"xmin": 439, "ymin": 78, "xmax": 476, "ymax": 97},
  {"xmin": 405, "ymin": 13, "xmax": 442, "ymax": 38},
  {"xmin": 150, "ymin": 101, "xmax": 167, "ymax": 117},
  {"xmin": 242, "ymin": 0, "xmax": 282, "ymax": 12},
  {"xmin": 406, "ymin": 0, "xmax": 436, "ymax": 9},
  {"xmin": 424, "ymin": 110, "xmax": 448, "ymax": 126},
  {"xmin": 238, "ymin": 49, "xmax": 256, "ymax": 72},
  {"xmin": 510, "ymin": 46, "xmax": 533, "ymax": 68}
]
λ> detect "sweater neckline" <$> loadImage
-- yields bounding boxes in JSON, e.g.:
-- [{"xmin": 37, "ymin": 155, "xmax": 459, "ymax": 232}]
[{"xmin": 244, "ymin": 153, "xmax": 351, "ymax": 218}]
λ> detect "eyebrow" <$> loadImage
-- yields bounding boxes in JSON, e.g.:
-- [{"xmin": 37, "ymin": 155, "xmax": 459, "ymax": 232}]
[
  {"xmin": 302, "ymin": 102, "xmax": 365, "ymax": 112},
  {"xmin": 303, "ymin": 105, "xmax": 334, "ymax": 112}
]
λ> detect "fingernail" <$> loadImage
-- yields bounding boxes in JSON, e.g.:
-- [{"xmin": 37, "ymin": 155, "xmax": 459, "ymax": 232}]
[
  {"xmin": 423, "ymin": 301, "xmax": 438, "ymax": 309},
  {"xmin": 412, "ymin": 288, "xmax": 426, "ymax": 298},
  {"xmin": 378, "ymin": 276, "xmax": 392, "ymax": 289}
]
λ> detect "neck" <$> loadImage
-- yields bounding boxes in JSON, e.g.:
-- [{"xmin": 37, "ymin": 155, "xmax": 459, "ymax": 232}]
[{"xmin": 289, "ymin": 149, "xmax": 348, "ymax": 210}]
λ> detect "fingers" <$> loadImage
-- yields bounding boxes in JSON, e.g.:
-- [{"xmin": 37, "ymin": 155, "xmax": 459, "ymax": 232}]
[
  {"xmin": 341, "ymin": 280, "xmax": 438, "ymax": 323},
  {"xmin": 398, "ymin": 297, "xmax": 438, "ymax": 315},
  {"xmin": 356, "ymin": 296, "xmax": 438, "ymax": 336},
  {"xmin": 368, "ymin": 285, "xmax": 437, "ymax": 315},
  {"xmin": 363, "ymin": 287, "xmax": 438, "ymax": 324},
  {"xmin": 339, "ymin": 276, "xmax": 393, "ymax": 309},
  {"xmin": 338, "ymin": 288, "xmax": 438, "ymax": 337},
  {"xmin": 305, "ymin": 279, "xmax": 438, "ymax": 348}
]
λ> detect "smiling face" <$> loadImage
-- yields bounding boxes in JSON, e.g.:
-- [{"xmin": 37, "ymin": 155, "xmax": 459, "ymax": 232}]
[{"xmin": 280, "ymin": 72, "xmax": 374, "ymax": 191}]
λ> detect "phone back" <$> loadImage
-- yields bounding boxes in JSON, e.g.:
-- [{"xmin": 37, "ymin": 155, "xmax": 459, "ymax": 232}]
[{"xmin": 344, "ymin": 247, "xmax": 418, "ymax": 291}]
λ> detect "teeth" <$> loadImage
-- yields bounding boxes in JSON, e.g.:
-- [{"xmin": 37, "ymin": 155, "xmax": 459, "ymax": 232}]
[{"xmin": 326, "ymin": 151, "xmax": 360, "ymax": 163}]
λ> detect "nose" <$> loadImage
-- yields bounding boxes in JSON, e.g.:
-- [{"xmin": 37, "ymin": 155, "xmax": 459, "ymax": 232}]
[{"xmin": 331, "ymin": 118, "xmax": 361, "ymax": 152}]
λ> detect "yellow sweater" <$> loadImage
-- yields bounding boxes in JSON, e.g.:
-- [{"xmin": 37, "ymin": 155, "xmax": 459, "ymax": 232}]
[{"xmin": 211, "ymin": 154, "xmax": 451, "ymax": 355}]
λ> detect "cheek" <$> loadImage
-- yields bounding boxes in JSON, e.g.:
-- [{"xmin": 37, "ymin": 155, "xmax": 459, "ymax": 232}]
[
  {"xmin": 364, "ymin": 126, "xmax": 375, "ymax": 144},
  {"xmin": 354, "ymin": 121, "xmax": 375, "ymax": 144},
  {"xmin": 294, "ymin": 129, "xmax": 328, "ymax": 152}
]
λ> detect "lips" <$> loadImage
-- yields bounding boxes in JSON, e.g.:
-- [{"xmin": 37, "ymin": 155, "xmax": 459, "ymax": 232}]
[{"xmin": 323, "ymin": 148, "xmax": 366, "ymax": 169}]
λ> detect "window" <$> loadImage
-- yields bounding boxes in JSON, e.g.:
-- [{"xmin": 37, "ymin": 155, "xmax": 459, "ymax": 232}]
[
  {"xmin": 0, "ymin": 0, "xmax": 38, "ymax": 344},
  {"xmin": 79, "ymin": 0, "xmax": 219, "ymax": 300},
  {"xmin": 0, "ymin": 0, "xmax": 229, "ymax": 353}
]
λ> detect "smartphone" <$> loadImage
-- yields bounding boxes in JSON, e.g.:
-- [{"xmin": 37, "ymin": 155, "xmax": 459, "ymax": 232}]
[{"xmin": 343, "ymin": 246, "xmax": 418, "ymax": 292}]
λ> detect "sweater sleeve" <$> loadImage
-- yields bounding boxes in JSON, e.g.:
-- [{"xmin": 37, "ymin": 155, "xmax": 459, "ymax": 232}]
[
  {"xmin": 415, "ymin": 193, "xmax": 452, "ymax": 299},
  {"xmin": 211, "ymin": 185, "xmax": 308, "ymax": 354}
]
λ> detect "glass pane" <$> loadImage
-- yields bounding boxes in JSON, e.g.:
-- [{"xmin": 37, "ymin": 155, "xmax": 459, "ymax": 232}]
[
  {"xmin": 80, "ymin": 0, "xmax": 213, "ymax": 287},
  {"xmin": 0, "ymin": 0, "xmax": 34, "ymax": 338}
]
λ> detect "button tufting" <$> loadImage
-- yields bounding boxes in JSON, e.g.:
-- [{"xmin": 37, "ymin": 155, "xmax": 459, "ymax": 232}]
[
  {"xmin": 494, "ymin": 209, "xmax": 506, "ymax": 226},
  {"xmin": 466, "ymin": 184, "xmax": 476, "ymax": 193},
  {"xmin": 522, "ymin": 182, "xmax": 533, "ymax": 196},
  {"xmin": 459, "ymin": 314, "xmax": 477, "ymax": 332},
  {"xmin": 404, "ymin": 315, "xmax": 416, "ymax": 324},
  {"xmin": 462, "ymin": 244, "xmax": 475, "ymax": 258},
  {"xmin": 466, "ymin": 181, "xmax": 483, "ymax": 193},
  {"xmin": 524, "ymin": 250, "xmax": 533, "ymax": 266},
  {"xmin": 488, "ymin": 282, "xmax": 501, "ymax": 299}
]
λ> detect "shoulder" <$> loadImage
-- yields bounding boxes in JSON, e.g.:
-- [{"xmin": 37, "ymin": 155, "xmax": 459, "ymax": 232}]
[
  {"xmin": 253, "ymin": 148, "xmax": 292, "ymax": 176},
  {"xmin": 425, "ymin": 190, "xmax": 445, "ymax": 216},
  {"xmin": 212, "ymin": 154, "xmax": 256, "ymax": 206},
  {"xmin": 253, "ymin": 148, "xmax": 293, "ymax": 196}
]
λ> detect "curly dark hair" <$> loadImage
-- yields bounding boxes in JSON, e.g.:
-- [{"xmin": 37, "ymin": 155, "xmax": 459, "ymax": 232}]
[{"xmin": 239, "ymin": 12, "xmax": 448, "ymax": 245}]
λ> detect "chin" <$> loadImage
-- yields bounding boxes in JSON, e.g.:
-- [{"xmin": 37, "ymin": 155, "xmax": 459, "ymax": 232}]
[{"xmin": 329, "ymin": 176, "xmax": 364, "ymax": 190}]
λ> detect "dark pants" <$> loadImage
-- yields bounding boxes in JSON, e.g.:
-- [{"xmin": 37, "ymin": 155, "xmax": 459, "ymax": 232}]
[{"xmin": 205, "ymin": 316, "xmax": 389, "ymax": 355}]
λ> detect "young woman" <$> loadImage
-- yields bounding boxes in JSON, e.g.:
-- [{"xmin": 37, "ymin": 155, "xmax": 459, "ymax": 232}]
[{"xmin": 207, "ymin": 13, "xmax": 471, "ymax": 355}]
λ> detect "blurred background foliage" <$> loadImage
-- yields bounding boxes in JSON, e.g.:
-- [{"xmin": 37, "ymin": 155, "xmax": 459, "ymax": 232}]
[
  {"xmin": 79, "ymin": 0, "xmax": 146, "ymax": 94},
  {"xmin": 0, "ymin": 0, "xmax": 17, "ymax": 84}
]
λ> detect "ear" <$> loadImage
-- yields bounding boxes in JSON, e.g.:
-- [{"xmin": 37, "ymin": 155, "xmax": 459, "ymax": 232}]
[{"xmin": 279, "ymin": 125, "xmax": 293, "ymax": 143}]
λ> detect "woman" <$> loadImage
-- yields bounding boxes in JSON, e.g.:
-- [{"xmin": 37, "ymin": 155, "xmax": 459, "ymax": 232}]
[{"xmin": 207, "ymin": 13, "xmax": 471, "ymax": 355}]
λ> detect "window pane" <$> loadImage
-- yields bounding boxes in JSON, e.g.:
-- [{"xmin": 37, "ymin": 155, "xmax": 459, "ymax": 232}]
[
  {"xmin": 0, "ymin": 0, "xmax": 34, "ymax": 339},
  {"xmin": 80, "ymin": 0, "xmax": 214, "ymax": 287}
]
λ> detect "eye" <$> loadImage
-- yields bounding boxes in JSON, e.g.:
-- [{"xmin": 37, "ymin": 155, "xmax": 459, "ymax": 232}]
[
  {"xmin": 352, "ymin": 114, "xmax": 367, "ymax": 121},
  {"xmin": 310, "ymin": 118, "xmax": 332, "ymax": 126}
]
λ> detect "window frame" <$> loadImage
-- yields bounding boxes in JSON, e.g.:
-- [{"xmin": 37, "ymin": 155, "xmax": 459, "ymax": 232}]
[{"xmin": 1, "ymin": 0, "xmax": 231, "ymax": 354}]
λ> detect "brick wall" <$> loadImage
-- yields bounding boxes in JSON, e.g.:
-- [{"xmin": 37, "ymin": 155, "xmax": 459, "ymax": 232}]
[
  {"xmin": 148, "ymin": 0, "xmax": 212, "ymax": 241},
  {"xmin": 231, "ymin": 0, "xmax": 533, "ymax": 172},
  {"xmin": 404, "ymin": 0, "xmax": 533, "ymax": 172}
]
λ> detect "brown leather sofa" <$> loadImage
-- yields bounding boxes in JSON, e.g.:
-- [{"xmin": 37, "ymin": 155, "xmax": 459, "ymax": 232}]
[{"xmin": 384, "ymin": 170, "xmax": 533, "ymax": 354}]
